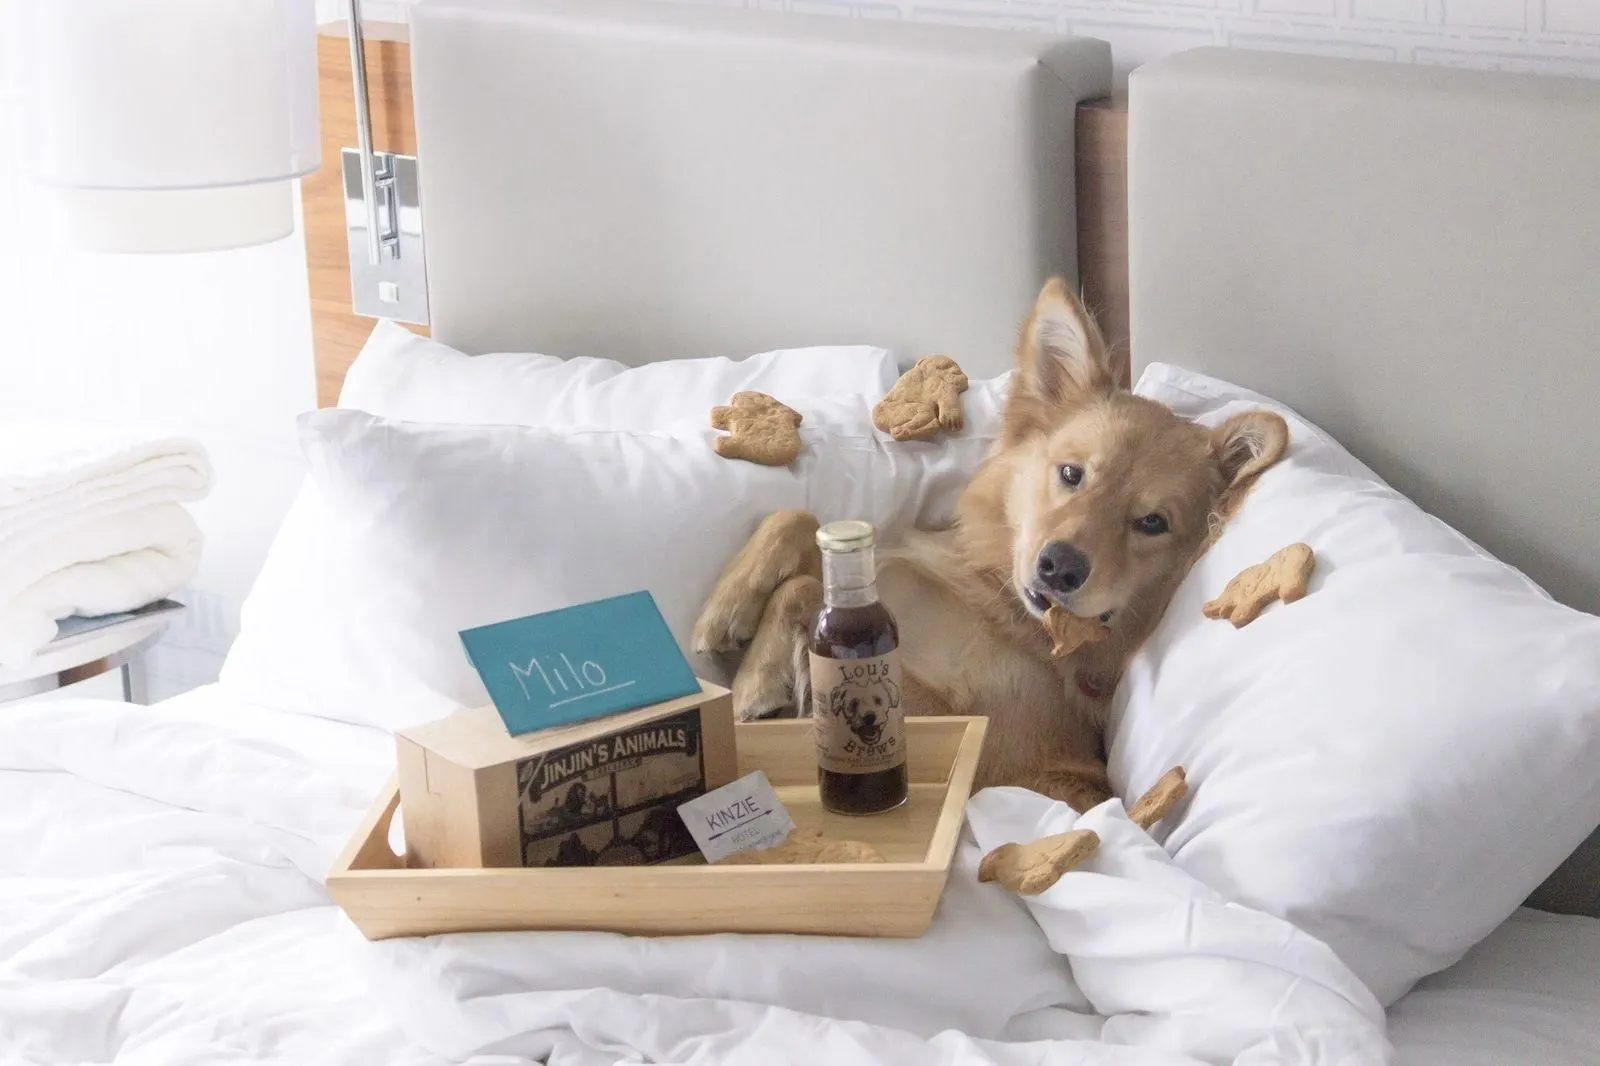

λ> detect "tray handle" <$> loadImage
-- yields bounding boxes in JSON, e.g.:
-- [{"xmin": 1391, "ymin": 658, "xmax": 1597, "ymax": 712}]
[{"xmin": 329, "ymin": 774, "xmax": 406, "ymax": 874}]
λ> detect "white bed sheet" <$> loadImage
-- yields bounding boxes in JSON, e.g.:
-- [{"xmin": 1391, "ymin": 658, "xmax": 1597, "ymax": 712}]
[
  {"xmin": 1389, "ymin": 908, "xmax": 1600, "ymax": 1066},
  {"xmin": 0, "ymin": 686, "xmax": 422, "ymax": 1066},
  {"xmin": 2, "ymin": 683, "xmax": 1595, "ymax": 1065}
]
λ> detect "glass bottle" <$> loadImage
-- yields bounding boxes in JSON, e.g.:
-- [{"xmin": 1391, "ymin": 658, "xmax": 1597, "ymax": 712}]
[{"xmin": 809, "ymin": 520, "xmax": 910, "ymax": 815}]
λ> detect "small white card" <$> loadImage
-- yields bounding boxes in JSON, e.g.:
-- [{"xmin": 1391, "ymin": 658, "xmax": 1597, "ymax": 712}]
[{"xmin": 677, "ymin": 770, "xmax": 796, "ymax": 863}]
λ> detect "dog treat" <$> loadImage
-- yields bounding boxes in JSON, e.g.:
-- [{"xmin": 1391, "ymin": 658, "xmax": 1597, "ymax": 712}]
[
  {"xmin": 716, "ymin": 826, "xmax": 884, "ymax": 865},
  {"xmin": 979, "ymin": 765, "xmax": 1188, "ymax": 896},
  {"xmin": 1042, "ymin": 606, "xmax": 1108, "ymax": 658},
  {"xmin": 1202, "ymin": 542, "xmax": 1316, "ymax": 628},
  {"xmin": 710, "ymin": 391, "xmax": 804, "ymax": 466},
  {"xmin": 1126, "ymin": 766, "xmax": 1187, "ymax": 830},
  {"xmin": 872, "ymin": 355, "xmax": 970, "ymax": 442},
  {"xmin": 978, "ymin": 828, "xmax": 1100, "ymax": 895}
]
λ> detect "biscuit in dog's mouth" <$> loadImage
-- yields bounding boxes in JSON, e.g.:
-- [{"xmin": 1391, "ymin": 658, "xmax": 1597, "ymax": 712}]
[
  {"xmin": 1024, "ymin": 587, "xmax": 1113, "ymax": 624},
  {"xmin": 1042, "ymin": 606, "xmax": 1111, "ymax": 658}
]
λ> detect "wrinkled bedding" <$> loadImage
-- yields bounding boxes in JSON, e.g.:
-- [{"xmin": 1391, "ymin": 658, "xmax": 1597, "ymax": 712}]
[{"xmin": 1, "ymin": 686, "xmax": 1594, "ymax": 1065}]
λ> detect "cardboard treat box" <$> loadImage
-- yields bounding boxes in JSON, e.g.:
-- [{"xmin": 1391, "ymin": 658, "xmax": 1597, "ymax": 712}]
[{"xmin": 396, "ymin": 680, "xmax": 736, "ymax": 869}]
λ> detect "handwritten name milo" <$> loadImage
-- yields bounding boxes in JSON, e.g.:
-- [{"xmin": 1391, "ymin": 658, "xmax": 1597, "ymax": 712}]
[{"xmin": 532, "ymin": 724, "xmax": 693, "ymax": 796}]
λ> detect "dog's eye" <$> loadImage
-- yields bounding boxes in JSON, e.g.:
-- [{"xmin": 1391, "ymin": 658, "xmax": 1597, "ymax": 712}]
[
  {"xmin": 1058, "ymin": 464, "xmax": 1084, "ymax": 487},
  {"xmin": 1134, "ymin": 513, "xmax": 1169, "ymax": 536}
]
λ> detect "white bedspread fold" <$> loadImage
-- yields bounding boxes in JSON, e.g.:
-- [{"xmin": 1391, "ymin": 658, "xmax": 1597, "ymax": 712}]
[
  {"xmin": 0, "ymin": 421, "xmax": 211, "ymax": 665},
  {"xmin": 364, "ymin": 789, "xmax": 1391, "ymax": 1066},
  {"xmin": 0, "ymin": 695, "xmax": 1393, "ymax": 1066}
]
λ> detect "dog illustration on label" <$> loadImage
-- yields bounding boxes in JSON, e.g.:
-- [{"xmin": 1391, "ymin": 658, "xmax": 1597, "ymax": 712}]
[{"xmin": 827, "ymin": 664, "xmax": 901, "ymax": 747}]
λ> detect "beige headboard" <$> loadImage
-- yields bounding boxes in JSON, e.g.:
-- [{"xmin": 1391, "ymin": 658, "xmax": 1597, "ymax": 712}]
[
  {"xmin": 1126, "ymin": 47, "xmax": 1600, "ymax": 917},
  {"xmin": 1128, "ymin": 47, "xmax": 1600, "ymax": 617},
  {"xmin": 407, "ymin": 0, "xmax": 1113, "ymax": 380},
  {"xmin": 305, "ymin": 5, "xmax": 1130, "ymax": 405}
]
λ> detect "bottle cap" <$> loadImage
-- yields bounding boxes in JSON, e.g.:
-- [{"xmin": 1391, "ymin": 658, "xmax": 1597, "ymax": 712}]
[{"xmin": 816, "ymin": 519, "xmax": 875, "ymax": 553}]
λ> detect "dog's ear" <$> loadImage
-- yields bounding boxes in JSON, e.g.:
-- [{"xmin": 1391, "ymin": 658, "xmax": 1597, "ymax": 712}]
[
  {"xmin": 1212, "ymin": 410, "xmax": 1289, "ymax": 489},
  {"xmin": 1005, "ymin": 278, "xmax": 1118, "ymax": 442}
]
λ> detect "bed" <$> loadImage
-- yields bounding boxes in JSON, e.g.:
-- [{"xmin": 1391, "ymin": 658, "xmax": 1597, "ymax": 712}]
[{"xmin": 5, "ymin": 2, "xmax": 1598, "ymax": 1064}]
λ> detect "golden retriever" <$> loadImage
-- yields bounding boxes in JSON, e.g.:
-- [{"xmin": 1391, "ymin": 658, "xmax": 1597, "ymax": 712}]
[{"xmin": 693, "ymin": 279, "xmax": 1288, "ymax": 811}]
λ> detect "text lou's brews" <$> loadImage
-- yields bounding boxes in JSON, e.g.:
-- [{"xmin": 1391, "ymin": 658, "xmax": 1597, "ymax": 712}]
[{"xmin": 808, "ymin": 520, "xmax": 910, "ymax": 815}]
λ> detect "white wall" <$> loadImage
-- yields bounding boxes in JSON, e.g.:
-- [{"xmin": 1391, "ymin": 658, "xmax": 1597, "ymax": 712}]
[
  {"xmin": 327, "ymin": 0, "xmax": 1600, "ymax": 80},
  {"xmin": 915, "ymin": 0, "xmax": 1600, "ymax": 81},
  {"xmin": 0, "ymin": 0, "xmax": 319, "ymax": 702},
  {"xmin": 1050, "ymin": 0, "xmax": 1600, "ymax": 81}
]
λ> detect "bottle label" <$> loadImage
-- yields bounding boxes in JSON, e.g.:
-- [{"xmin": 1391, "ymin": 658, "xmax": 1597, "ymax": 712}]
[{"xmin": 809, "ymin": 650, "xmax": 908, "ymax": 775}]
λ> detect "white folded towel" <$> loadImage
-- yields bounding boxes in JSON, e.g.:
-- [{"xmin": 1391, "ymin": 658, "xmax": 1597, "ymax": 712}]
[{"xmin": 0, "ymin": 421, "xmax": 213, "ymax": 667}]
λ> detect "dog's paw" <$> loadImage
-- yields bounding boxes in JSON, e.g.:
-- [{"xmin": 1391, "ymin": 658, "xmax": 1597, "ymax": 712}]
[
  {"xmin": 977, "ymin": 828, "xmax": 1100, "ymax": 895},
  {"xmin": 1202, "ymin": 542, "xmax": 1315, "ymax": 627},
  {"xmin": 711, "ymin": 392, "xmax": 803, "ymax": 466},
  {"xmin": 732, "ymin": 666, "xmax": 797, "ymax": 722},
  {"xmin": 692, "ymin": 590, "xmax": 760, "ymax": 657},
  {"xmin": 872, "ymin": 355, "xmax": 969, "ymax": 442},
  {"xmin": 694, "ymin": 511, "xmax": 822, "ymax": 656}
]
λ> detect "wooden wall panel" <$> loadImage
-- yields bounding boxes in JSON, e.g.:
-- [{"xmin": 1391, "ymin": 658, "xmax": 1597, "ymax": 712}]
[
  {"xmin": 308, "ymin": 25, "xmax": 426, "ymax": 408},
  {"xmin": 303, "ymin": 26, "xmax": 1130, "ymax": 405},
  {"xmin": 1076, "ymin": 94, "xmax": 1130, "ymax": 387}
]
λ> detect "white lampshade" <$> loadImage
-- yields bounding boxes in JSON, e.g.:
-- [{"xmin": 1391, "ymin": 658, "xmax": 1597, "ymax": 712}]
[{"xmin": 16, "ymin": 0, "xmax": 322, "ymax": 254}]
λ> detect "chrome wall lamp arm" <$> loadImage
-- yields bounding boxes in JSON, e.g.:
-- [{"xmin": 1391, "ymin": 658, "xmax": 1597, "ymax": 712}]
[
  {"xmin": 348, "ymin": 0, "xmax": 383, "ymax": 267},
  {"xmin": 343, "ymin": 0, "xmax": 429, "ymax": 324}
]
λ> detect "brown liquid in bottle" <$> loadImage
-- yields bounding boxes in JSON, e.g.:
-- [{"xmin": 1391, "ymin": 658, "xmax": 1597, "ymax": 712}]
[{"xmin": 809, "ymin": 521, "xmax": 909, "ymax": 816}]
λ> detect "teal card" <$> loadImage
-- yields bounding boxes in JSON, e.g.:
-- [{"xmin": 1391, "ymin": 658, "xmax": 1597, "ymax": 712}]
[{"xmin": 459, "ymin": 591, "xmax": 700, "ymax": 736}]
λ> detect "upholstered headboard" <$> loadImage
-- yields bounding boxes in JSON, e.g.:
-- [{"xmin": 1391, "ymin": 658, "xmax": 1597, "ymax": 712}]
[
  {"xmin": 305, "ymin": 6, "xmax": 1132, "ymax": 404},
  {"xmin": 1126, "ymin": 47, "xmax": 1600, "ymax": 917},
  {"xmin": 403, "ymin": 0, "xmax": 1109, "ymax": 378}
]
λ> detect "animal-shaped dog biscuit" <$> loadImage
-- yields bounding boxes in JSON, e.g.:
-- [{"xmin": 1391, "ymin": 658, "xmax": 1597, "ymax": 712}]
[
  {"xmin": 717, "ymin": 827, "xmax": 884, "ymax": 865},
  {"xmin": 978, "ymin": 767, "xmax": 1189, "ymax": 896},
  {"xmin": 711, "ymin": 392, "xmax": 804, "ymax": 466},
  {"xmin": 977, "ymin": 828, "xmax": 1099, "ymax": 895},
  {"xmin": 1042, "ymin": 606, "xmax": 1108, "ymax": 658},
  {"xmin": 873, "ymin": 355, "xmax": 969, "ymax": 442},
  {"xmin": 1203, "ymin": 542, "xmax": 1316, "ymax": 627}
]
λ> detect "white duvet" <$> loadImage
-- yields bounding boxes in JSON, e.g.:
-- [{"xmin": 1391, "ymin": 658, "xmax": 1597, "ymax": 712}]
[{"xmin": 0, "ymin": 687, "xmax": 1553, "ymax": 1066}]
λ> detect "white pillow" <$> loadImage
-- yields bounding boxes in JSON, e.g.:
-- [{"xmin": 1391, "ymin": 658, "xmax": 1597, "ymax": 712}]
[
  {"xmin": 222, "ymin": 325, "xmax": 913, "ymax": 718},
  {"xmin": 258, "ymin": 397, "xmax": 1003, "ymax": 732},
  {"xmin": 1110, "ymin": 362, "xmax": 1600, "ymax": 1006},
  {"xmin": 339, "ymin": 319, "xmax": 901, "ymax": 427}
]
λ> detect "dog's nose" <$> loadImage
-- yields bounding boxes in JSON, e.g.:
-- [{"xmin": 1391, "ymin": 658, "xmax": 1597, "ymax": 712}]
[{"xmin": 1036, "ymin": 541, "xmax": 1091, "ymax": 594}]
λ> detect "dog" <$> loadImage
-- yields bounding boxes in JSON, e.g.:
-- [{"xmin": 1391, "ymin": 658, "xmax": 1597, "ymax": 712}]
[
  {"xmin": 828, "ymin": 670, "xmax": 901, "ymax": 747},
  {"xmin": 693, "ymin": 278, "xmax": 1288, "ymax": 812}
]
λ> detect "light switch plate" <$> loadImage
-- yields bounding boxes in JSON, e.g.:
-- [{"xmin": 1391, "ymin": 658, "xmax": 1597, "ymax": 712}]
[{"xmin": 342, "ymin": 148, "xmax": 429, "ymax": 325}]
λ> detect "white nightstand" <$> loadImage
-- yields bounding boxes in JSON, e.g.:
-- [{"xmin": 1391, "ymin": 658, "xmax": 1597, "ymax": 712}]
[{"xmin": 0, "ymin": 602, "xmax": 184, "ymax": 705}]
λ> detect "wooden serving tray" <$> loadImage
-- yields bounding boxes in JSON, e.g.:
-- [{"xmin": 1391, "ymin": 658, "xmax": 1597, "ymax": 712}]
[{"xmin": 327, "ymin": 716, "xmax": 987, "ymax": 940}]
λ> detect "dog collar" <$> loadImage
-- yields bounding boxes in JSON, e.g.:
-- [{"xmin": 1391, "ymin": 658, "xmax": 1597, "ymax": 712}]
[{"xmin": 1075, "ymin": 669, "xmax": 1111, "ymax": 700}]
